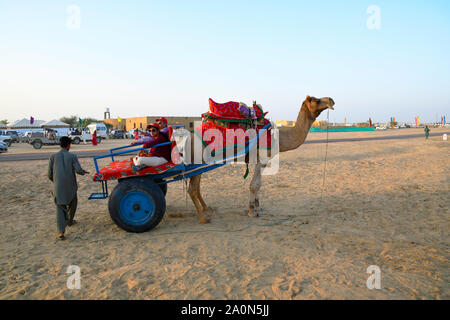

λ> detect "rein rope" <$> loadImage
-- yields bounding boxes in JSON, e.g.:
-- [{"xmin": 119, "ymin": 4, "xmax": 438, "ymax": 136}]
[{"xmin": 319, "ymin": 109, "xmax": 330, "ymax": 204}]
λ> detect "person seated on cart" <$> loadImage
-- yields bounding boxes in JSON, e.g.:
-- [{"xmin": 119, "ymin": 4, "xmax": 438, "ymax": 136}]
[
  {"xmin": 131, "ymin": 122, "xmax": 171, "ymax": 172},
  {"xmin": 156, "ymin": 117, "xmax": 169, "ymax": 136},
  {"xmin": 131, "ymin": 117, "xmax": 170, "ymax": 146}
]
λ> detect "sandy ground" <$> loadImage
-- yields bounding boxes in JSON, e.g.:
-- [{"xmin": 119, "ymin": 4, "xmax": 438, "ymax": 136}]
[{"xmin": 0, "ymin": 129, "xmax": 448, "ymax": 299}]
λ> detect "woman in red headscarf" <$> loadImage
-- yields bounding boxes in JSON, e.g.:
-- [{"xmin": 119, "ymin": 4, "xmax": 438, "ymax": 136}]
[{"xmin": 92, "ymin": 130, "xmax": 98, "ymax": 146}]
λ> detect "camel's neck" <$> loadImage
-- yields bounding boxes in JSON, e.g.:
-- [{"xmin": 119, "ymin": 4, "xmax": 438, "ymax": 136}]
[{"xmin": 279, "ymin": 104, "xmax": 315, "ymax": 152}]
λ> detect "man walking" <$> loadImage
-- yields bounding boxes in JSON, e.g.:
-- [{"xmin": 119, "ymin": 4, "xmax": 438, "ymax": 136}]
[
  {"xmin": 424, "ymin": 125, "xmax": 430, "ymax": 140},
  {"xmin": 48, "ymin": 136, "xmax": 89, "ymax": 240}
]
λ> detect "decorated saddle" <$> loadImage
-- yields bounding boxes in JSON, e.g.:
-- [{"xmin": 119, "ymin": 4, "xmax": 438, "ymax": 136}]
[
  {"xmin": 206, "ymin": 98, "xmax": 267, "ymax": 122},
  {"xmin": 196, "ymin": 98, "xmax": 272, "ymax": 157}
]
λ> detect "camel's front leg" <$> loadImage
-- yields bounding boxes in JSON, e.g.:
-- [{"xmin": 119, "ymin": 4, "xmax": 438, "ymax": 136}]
[
  {"xmin": 248, "ymin": 163, "xmax": 266, "ymax": 217},
  {"xmin": 188, "ymin": 174, "xmax": 211, "ymax": 223}
]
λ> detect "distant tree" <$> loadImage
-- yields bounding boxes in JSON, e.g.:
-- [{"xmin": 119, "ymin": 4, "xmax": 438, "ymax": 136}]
[
  {"xmin": 60, "ymin": 116, "xmax": 78, "ymax": 127},
  {"xmin": 0, "ymin": 119, "xmax": 8, "ymax": 125},
  {"xmin": 81, "ymin": 118, "xmax": 99, "ymax": 127},
  {"xmin": 60, "ymin": 116, "xmax": 102, "ymax": 128}
]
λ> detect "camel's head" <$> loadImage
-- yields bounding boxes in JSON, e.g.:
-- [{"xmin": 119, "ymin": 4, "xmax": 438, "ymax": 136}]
[{"xmin": 303, "ymin": 95, "xmax": 335, "ymax": 119}]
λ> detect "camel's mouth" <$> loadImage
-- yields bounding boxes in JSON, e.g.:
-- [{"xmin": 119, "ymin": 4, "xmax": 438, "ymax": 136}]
[{"xmin": 328, "ymin": 99, "xmax": 335, "ymax": 110}]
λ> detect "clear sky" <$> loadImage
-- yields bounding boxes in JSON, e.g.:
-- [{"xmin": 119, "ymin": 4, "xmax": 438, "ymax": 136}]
[{"xmin": 1, "ymin": 0, "xmax": 449, "ymax": 123}]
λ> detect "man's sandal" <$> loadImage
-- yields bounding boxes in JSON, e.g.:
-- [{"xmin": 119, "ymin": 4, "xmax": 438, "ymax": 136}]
[{"xmin": 67, "ymin": 220, "xmax": 77, "ymax": 227}]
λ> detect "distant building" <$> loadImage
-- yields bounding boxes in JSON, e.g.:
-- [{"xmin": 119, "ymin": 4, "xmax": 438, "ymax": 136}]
[
  {"xmin": 275, "ymin": 120, "xmax": 296, "ymax": 127},
  {"xmin": 312, "ymin": 120, "xmax": 328, "ymax": 128},
  {"xmin": 104, "ymin": 116, "xmax": 202, "ymax": 132}
]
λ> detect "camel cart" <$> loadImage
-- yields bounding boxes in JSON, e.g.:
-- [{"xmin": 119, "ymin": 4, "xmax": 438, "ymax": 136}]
[{"xmin": 89, "ymin": 123, "xmax": 272, "ymax": 233}]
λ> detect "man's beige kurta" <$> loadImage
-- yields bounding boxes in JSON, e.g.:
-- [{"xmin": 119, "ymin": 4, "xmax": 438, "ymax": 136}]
[{"xmin": 48, "ymin": 149, "xmax": 86, "ymax": 205}]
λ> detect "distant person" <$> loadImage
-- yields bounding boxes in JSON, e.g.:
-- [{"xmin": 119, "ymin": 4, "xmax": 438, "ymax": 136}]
[
  {"xmin": 92, "ymin": 130, "xmax": 98, "ymax": 146},
  {"xmin": 134, "ymin": 128, "xmax": 139, "ymax": 140},
  {"xmin": 131, "ymin": 125, "xmax": 151, "ymax": 145},
  {"xmin": 81, "ymin": 129, "xmax": 86, "ymax": 144},
  {"xmin": 48, "ymin": 136, "xmax": 89, "ymax": 240},
  {"xmin": 425, "ymin": 125, "xmax": 430, "ymax": 140}
]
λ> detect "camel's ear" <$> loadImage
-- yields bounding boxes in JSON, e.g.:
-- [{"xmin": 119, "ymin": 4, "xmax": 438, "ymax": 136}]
[{"xmin": 306, "ymin": 95, "xmax": 311, "ymax": 102}]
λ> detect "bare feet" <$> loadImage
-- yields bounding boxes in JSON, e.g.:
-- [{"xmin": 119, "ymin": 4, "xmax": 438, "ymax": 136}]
[{"xmin": 58, "ymin": 233, "xmax": 65, "ymax": 240}]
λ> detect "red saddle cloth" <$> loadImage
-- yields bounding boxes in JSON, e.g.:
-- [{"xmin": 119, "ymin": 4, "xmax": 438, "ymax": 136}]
[
  {"xmin": 208, "ymin": 98, "xmax": 265, "ymax": 120},
  {"xmin": 196, "ymin": 119, "xmax": 272, "ymax": 154}
]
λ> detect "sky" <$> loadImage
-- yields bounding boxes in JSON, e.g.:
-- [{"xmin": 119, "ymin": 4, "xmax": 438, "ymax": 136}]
[{"xmin": 0, "ymin": 0, "xmax": 449, "ymax": 124}]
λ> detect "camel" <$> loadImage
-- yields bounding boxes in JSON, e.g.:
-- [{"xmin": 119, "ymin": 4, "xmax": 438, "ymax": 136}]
[{"xmin": 187, "ymin": 95, "xmax": 335, "ymax": 223}]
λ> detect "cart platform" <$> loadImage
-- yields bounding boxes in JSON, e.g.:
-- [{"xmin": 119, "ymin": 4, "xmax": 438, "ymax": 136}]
[{"xmin": 93, "ymin": 159, "xmax": 179, "ymax": 181}]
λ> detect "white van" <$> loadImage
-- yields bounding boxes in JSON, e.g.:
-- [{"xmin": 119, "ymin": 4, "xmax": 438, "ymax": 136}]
[{"xmin": 87, "ymin": 123, "xmax": 107, "ymax": 139}]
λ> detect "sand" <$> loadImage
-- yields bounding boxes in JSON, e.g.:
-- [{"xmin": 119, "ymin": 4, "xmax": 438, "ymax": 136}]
[{"xmin": 0, "ymin": 129, "xmax": 448, "ymax": 299}]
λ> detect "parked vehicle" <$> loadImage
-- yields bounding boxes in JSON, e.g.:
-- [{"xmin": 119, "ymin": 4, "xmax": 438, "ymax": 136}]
[
  {"xmin": 109, "ymin": 129, "xmax": 125, "ymax": 139},
  {"xmin": 87, "ymin": 123, "xmax": 107, "ymax": 139},
  {"xmin": 28, "ymin": 128, "xmax": 61, "ymax": 149},
  {"xmin": 69, "ymin": 128, "xmax": 102, "ymax": 144},
  {"xmin": 0, "ymin": 134, "xmax": 12, "ymax": 147},
  {"xmin": 125, "ymin": 129, "xmax": 145, "ymax": 139},
  {"xmin": 0, "ymin": 130, "xmax": 19, "ymax": 143},
  {"xmin": 17, "ymin": 132, "xmax": 29, "ymax": 143},
  {"xmin": 125, "ymin": 129, "xmax": 135, "ymax": 139},
  {"xmin": 0, "ymin": 141, "xmax": 8, "ymax": 153}
]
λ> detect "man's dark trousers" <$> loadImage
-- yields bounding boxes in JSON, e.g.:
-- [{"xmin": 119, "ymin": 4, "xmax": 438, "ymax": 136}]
[{"xmin": 56, "ymin": 194, "xmax": 78, "ymax": 233}]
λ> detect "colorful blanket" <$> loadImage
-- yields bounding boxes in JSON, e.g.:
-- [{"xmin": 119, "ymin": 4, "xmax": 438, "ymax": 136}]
[
  {"xmin": 93, "ymin": 160, "xmax": 178, "ymax": 181},
  {"xmin": 207, "ymin": 98, "xmax": 266, "ymax": 121}
]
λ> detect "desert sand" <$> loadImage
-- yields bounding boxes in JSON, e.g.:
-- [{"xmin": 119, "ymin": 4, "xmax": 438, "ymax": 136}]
[{"xmin": 0, "ymin": 129, "xmax": 448, "ymax": 299}]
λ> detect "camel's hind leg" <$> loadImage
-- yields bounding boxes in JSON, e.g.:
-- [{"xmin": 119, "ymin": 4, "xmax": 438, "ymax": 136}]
[
  {"xmin": 188, "ymin": 174, "xmax": 211, "ymax": 223},
  {"xmin": 195, "ymin": 174, "xmax": 208, "ymax": 210},
  {"xmin": 196, "ymin": 174, "xmax": 215, "ymax": 217}
]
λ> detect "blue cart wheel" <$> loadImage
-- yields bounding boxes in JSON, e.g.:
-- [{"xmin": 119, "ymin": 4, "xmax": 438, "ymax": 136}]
[
  {"xmin": 152, "ymin": 178, "xmax": 168, "ymax": 196},
  {"xmin": 108, "ymin": 178, "xmax": 166, "ymax": 233},
  {"xmin": 119, "ymin": 191, "xmax": 155, "ymax": 226}
]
